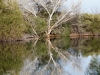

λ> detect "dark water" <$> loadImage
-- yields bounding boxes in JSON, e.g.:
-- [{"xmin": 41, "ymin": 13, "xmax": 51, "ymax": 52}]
[{"xmin": 0, "ymin": 37, "xmax": 100, "ymax": 75}]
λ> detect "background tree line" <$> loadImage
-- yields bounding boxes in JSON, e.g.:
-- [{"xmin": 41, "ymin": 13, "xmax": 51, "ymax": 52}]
[{"xmin": 0, "ymin": 0, "xmax": 100, "ymax": 41}]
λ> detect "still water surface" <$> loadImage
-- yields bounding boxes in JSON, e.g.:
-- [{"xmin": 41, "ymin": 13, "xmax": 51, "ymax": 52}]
[{"xmin": 0, "ymin": 37, "xmax": 100, "ymax": 75}]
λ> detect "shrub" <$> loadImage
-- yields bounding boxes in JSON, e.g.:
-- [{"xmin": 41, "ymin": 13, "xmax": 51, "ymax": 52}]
[
  {"xmin": 0, "ymin": 0, "xmax": 26, "ymax": 41},
  {"xmin": 81, "ymin": 13, "xmax": 100, "ymax": 34}
]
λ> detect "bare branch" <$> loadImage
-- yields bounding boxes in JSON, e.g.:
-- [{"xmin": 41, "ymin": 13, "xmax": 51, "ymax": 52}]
[
  {"xmin": 18, "ymin": 0, "xmax": 82, "ymax": 37},
  {"xmin": 24, "ymin": 15, "xmax": 39, "ymax": 37},
  {"xmin": 49, "ymin": 1, "xmax": 81, "ymax": 33},
  {"xmin": 18, "ymin": 0, "xmax": 37, "ymax": 17}
]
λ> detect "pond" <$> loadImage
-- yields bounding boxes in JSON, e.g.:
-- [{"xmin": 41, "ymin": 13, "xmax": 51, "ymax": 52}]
[{"xmin": 0, "ymin": 37, "xmax": 100, "ymax": 75}]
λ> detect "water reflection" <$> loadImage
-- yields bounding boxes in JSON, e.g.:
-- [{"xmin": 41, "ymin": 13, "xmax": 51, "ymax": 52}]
[
  {"xmin": 0, "ymin": 41, "xmax": 35, "ymax": 75},
  {"xmin": 85, "ymin": 56, "xmax": 100, "ymax": 75},
  {"xmin": 0, "ymin": 37, "xmax": 100, "ymax": 75},
  {"xmin": 20, "ymin": 38, "xmax": 82, "ymax": 75}
]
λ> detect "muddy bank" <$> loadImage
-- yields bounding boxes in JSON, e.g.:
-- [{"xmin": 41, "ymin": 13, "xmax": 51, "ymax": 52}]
[{"xmin": 70, "ymin": 33, "xmax": 100, "ymax": 38}]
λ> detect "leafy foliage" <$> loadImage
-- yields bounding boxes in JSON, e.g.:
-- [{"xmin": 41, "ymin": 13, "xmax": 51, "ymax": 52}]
[
  {"xmin": 34, "ymin": 17, "xmax": 47, "ymax": 36},
  {"xmin": 0, "ymin": 0, "xmax": 26, "ymax": 41},
  {"xmin": 81, "ymin": 13, "xmax": 100, "ymax": 34},
  {"xmin": 0, "ymin": 42, "xmax": 26, "ymax": 75}
]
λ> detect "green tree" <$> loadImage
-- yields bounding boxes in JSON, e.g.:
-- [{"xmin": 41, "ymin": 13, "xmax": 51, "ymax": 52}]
[
  {"xmin": 0, "ymin": 0, "xmax": 26, "ymax": 41},
  {"xmin": 81, "ymin": 13, "xmax": 100, "ymax": 34}
]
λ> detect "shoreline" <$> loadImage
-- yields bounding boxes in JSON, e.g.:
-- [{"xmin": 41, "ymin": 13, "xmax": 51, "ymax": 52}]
[
  {"xmin": 70, "ymin": 33, "xmax": 100, "ymax": 38},
  {"xmin": 0, "ymin": 33, "xmax": 100, "ymax": 42}
]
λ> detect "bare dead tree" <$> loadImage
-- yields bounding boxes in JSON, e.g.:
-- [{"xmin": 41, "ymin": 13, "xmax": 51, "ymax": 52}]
[{"xmin": 18, "ymin": 0, "xmax": 82, "ymax": 38}]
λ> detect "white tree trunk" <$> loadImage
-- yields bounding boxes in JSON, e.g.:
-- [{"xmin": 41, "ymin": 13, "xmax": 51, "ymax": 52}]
[{"xmin": 18, "ymin": 0, "xmax": 82, "ymax": 38}]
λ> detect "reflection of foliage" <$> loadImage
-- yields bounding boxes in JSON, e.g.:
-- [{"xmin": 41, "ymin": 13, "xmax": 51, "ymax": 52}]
[
  {"xmin": 34, "ymin": 40, "xmax": 47, "ymax": 57},
  {"xmin": 20, "ymin": 38, "xmax": 100, "ymax": 75},
  {"xmin": 2, "ymin": 38, "xmax": 100, "ymax": 75},
  {"xmin": 50, "ymin": 38, "xmax": 70, "ymax": 50},
  {"xmin": 68, "ymin": 38, "xmax": 87, "ymax": 56},
  {"xmin": 0, "ymin": 42, "xmax": 32, "ymax": 75},
  {"xmin": 69, "ymin": 38, "xmax": 100, "ymax": 57},
  {"xmin": 21, "ymin": 38, "xmax": 82, "ymax": 75},
  {"xmin": 85, "ymin": 56, "xmax": 100, "ymax": 75},
  {"xmin": 82, "ymin": 38, "xmax": 100, "ymax": 56}
]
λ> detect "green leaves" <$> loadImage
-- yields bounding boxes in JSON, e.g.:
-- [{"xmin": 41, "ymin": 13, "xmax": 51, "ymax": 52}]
[
  {"xmin": 34, "ymin": 17, "xmax": 47, "ymax": 36},
  {"xmin": 81, "ymin": 13, "xmax": 100, "ymax": 34},
  {"xmin": 0, "ymin": 1, "xmax": 26, "ymax": 40}
]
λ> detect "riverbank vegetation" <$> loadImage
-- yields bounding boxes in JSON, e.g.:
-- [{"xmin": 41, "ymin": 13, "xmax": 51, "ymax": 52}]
[
  {"xmin": 81, "ymin": 13, "xmax": 100, "ymax": 35},
  {"xmin": 0, "ymin": 0, "xmax": 100, "ymax": 41},
  {"xmin": 0, "ymin": 0, "xmax": 26, "ymax": 41}
]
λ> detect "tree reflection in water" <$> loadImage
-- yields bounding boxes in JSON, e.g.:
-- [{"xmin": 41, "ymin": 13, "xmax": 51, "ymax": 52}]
[
  {"xmin": 1, "ymin": 38, "xmax": 100, "ymax": 75},
  {"xmin": 85, "ymin": 56, "xmax": 100, "ymax": 75},
  {"xmin": 0, "ymin": 37, "xmax": 100, "ymax": 75},
  {"xmin": 20, "ymin": 38, "xmax": 82, "ymax": 75},
  {"xmin": 0, "ymin": 42, "xmax": 27, "ymax": 75}
]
